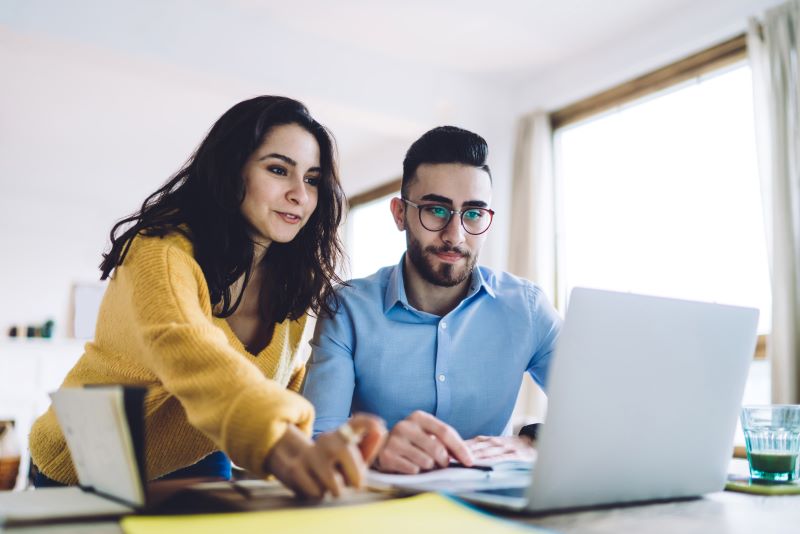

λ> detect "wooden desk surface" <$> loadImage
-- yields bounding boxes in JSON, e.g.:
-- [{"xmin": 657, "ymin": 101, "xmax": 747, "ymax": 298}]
[
  {"xmin": 6, "ymin": 461, "xmax": 800, "ymax": 534},
  {"xmin": 5, "ymin": 491, "xmax": 800, "ymax": 534},
  {"xmin": 512, "ymin": 491, "xmax": 800, "ymax": 534}
]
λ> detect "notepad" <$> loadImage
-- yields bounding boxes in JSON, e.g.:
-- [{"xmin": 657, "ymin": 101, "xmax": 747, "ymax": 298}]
[
  {"xmin": 367, "ymin": 461, "xmax": 532, "ymax": 493},
  {"xmin": 121, "ymin": 492, "xmax": 542, "ymax": 534}
]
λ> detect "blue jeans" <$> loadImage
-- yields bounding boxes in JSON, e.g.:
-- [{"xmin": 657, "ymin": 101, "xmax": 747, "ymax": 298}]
[{"xmin": 33, "ymin": 451, "xmax": 232, "ymax": 487}]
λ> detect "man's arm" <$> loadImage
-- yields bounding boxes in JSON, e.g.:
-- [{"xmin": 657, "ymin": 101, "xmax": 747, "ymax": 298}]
[
  {"xmin": 526, "ymin": 285, "xmax": 563, "ymax": 389},
  {"xmin": 302, "ymin": 308, "xmax": 357, "ymax": 437}
]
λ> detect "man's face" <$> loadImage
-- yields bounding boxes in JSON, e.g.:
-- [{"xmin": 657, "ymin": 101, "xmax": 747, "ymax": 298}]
[{"xmin": 395, "ymin": 163, "xmax": 493, "ymax": 287}]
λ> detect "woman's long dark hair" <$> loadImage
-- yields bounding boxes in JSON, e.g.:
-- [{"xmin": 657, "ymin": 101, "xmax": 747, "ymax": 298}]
[{"xmin": 100, "ymin": 96, "xmax": 345, "ymax": 327}]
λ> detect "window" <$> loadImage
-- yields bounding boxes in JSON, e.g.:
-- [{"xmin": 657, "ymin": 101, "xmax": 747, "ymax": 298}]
[
  {"xmin": 345, "ymin": 183, "xmax": 406, "ymax": 279},
  {"xmin": 551, "ymin": 38, "xmax": 771, "ymax": 430},
  {"xmin": 554, "ymin": 62, "xmax": 771, "ymax": 334}
]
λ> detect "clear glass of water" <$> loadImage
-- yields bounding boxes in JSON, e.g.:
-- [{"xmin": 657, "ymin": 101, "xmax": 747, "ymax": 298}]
[{"xmin": 741, "ymin": 405, "xmax": 800, "ymax": 482}]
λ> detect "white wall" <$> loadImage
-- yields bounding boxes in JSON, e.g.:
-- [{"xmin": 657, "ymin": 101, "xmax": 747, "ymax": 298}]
[
  {"xmin": 0, "ymin": 0, "xmax": 785, "ymax": 336},
  {"xmin": 0, "ymin": 9, "xmax": 516, "ymax": 335},
  {"xmin": 511, "ymin": 0, "xmax": 784, "ymax": 112}
]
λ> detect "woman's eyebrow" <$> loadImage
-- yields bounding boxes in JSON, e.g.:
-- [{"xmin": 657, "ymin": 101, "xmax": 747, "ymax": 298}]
[
  {"xmin": 259, "ymin": 153, "xmax": 321, "ymax": 173},
  {"xmin": 259, "ymin": 153, "xmax": 296, "ymax": 166}
]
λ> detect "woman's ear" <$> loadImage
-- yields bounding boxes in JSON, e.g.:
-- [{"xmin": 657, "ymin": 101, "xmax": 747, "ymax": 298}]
[{"xmin": 389, "ymin": 197, "xmax": 406, "ymax": 231}]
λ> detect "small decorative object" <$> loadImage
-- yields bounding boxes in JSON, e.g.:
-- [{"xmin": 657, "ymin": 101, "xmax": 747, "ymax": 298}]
[
  {"xmin": 41, "ymin": 320, "xmax": 54, "ymax": 338},
  {"xmin": 0, "ymin": 420, "xmax": 20, "ymax": 490},
  {"xmin": 6, "ymin": 320, "xmax": 56, "ymax": 339}
]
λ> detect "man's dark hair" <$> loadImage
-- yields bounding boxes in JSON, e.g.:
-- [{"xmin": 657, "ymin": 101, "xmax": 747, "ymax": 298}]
[{"xmin": 401, "ymin": 126, "xmax": 491, "ymax": 198}]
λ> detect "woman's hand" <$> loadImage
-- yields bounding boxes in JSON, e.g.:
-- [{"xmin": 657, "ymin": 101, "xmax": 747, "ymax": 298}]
[{"xmin": 264, "ymin": 413, "xmax": 386, "ymax": 499}]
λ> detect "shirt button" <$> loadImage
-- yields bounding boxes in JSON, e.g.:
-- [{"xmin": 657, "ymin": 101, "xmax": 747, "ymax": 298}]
[
  {"xmin": 440, "ymin": 322, "xmax": 447, "ymax": 330},
  {"xmin": 438, "ymin": 374, "xmax": 446, "ymax": 382}
]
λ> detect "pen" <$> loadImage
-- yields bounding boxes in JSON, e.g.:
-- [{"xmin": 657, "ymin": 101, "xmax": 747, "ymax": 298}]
[{"xmin": 448, "ymin": 461, "xmax": 494, "ymax": 472}]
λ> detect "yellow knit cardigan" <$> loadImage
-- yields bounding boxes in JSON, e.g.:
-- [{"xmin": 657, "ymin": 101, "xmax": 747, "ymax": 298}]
[{"xmin": 29, "ymin": 232, "xmax": 315, "ymax": 484}]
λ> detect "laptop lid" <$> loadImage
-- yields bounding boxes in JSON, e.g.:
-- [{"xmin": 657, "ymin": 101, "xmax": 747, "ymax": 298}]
[{"xmin": 525, "ymin": 287, "xmax": 758, "ymax": 512}]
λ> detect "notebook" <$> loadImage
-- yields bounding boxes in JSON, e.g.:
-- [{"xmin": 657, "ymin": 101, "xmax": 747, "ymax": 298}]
[
  {"xmin": 0, "ymin": 386, "xmax": 147, "ymax": 526},
  {"xmin": 447, "ymin": 288, "xmax": 758, "ymax": 512}
]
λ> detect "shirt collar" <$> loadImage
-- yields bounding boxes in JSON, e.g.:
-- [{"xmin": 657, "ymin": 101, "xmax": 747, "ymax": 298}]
[
  {"xmin": 469, "ymin": 264, "xmax": 496, "ymax": 299},
  {"xmin": 383, "ymin": 254, "xmax": 496, "ymax": 314},
  {"xmin": 384, "ymin": 255, "xmax": 409, "ymax": 314}
]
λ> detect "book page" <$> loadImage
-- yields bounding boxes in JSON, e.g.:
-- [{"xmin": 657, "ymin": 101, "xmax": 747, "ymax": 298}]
[{"xmin": 50, "ymin": 387, "xmax": 145, "ymax": 507}]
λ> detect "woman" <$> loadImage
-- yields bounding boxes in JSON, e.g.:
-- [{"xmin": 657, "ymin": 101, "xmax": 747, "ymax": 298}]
[{"xmin": 29, "ymin": 96, "xmax": 385, "ymax": 498}]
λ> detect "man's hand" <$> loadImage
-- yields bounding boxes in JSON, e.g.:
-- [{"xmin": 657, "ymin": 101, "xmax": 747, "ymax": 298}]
[
  {"xmin": 265, "ymin": 413, "xmax": 386, "ymax": 499},
  {"xmin": 465, "ymin": 435, "xmax": 537, "ymax": 464},
  {"xmin": 374, "ymin": 410, "xmax": 474, "ymax": 474}
]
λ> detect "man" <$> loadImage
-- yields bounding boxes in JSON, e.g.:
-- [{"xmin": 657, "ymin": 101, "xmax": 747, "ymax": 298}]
[{"xmin": 303, "ymin": 126, "xmax": 561, "ymax": 474}]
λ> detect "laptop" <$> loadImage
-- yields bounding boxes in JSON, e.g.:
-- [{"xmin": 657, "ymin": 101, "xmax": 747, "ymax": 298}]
[{"xmin": 456, "ymin": 287, "xmax": 759, "ymax": 513}]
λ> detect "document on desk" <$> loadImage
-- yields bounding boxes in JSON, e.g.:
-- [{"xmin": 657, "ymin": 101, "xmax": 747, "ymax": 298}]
[
  {"xmin": 121, "ymin": 492, "xmax": 544, "ymax": 534},
  {"xmin": 367, "ymin": 460, "xmax": 533, "ymax": 493}
]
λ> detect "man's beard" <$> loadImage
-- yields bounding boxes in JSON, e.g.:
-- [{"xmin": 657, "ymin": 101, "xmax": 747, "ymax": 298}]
[{"xmin": 407, "ymin": 234, "xmax": 476, "ymax": 288}]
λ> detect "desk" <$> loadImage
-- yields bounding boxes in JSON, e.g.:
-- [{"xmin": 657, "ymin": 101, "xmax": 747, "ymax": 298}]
[
  {"xmin": 4, "ymin": 490, "xmax": 800, "ymax": 534},
  {"xmin": 5, "ymin": 461, "xmax": 800, "ymax": 534}
]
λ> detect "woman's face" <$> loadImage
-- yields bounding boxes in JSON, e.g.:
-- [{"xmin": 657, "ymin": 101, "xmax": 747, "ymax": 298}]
[{"xmin": 240, "ymin": 123, "xmax": 321, "ymax": 247}]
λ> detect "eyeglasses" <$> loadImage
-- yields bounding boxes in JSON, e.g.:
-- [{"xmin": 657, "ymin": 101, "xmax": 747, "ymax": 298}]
[{"xmin": 401, "ymin": 199, "xmax": 494, "ymax": 235}]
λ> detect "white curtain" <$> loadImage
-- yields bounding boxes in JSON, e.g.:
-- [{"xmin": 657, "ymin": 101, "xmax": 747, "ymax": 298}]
[
  {"xmin": 508, "ymin": 111, "xmax": 558, "ymax": 304},
  {"xmin": 749, "ymin": 0, "xmax": 800, "ymax": 403},
  {"xmin": 508, "ymin": 111, "xmax": 558, "ymax": 425}
]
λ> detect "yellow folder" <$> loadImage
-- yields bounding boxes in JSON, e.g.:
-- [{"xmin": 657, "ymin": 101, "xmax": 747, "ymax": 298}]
[{"xmin": 121, "ymin": 492, "xmax": 542, "ymax": 534}]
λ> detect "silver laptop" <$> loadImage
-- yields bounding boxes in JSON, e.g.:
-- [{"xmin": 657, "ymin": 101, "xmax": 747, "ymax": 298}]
[{"xmin": 457, "ymin": 287, "xmax": 759, "ymax": 513}]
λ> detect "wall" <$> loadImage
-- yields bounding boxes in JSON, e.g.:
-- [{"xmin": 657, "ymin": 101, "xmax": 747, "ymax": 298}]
[
  {"xmin": 0, "ymin": 29, "xmax": 257, "ymax": 334},
  {"xmin": 0, "ymin": 0, "xmax": 785, "ymax": 335},
  {"xmin": 0, "ymin": 14, "xmax": 516, "ymax": 334}
]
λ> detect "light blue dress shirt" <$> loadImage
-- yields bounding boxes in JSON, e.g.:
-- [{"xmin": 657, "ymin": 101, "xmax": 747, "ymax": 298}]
[{"xmin": 302, "ymin": 256, "xmax": 562, "ymax": 438}]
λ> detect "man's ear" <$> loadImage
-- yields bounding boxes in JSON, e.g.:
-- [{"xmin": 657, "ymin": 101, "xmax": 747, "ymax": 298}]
[{"xmin": 389, "ymin": 197, "xmax": 406, "ymax": 231}]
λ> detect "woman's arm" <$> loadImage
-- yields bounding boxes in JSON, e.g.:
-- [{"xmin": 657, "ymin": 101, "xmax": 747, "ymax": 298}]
[{"xmin": 122, "ymin": 236, "xmax": 314, "ymax": 477}]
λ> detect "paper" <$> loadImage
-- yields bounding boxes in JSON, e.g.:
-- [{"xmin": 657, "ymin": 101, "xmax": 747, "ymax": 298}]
[
  {"xmin": 367, "ymin": 457, "xmax": 534, "ymax": 493},
  {"xmin": 368, "ymin": 467, "xmax": 492, "ymax": 487},
  {"xmin": 121, "ymin": 492, "xmax": 540, "ymax": 534},
  {"xmin": 368, "ymin": 466, "xmax": 532, "ymax": 493}
]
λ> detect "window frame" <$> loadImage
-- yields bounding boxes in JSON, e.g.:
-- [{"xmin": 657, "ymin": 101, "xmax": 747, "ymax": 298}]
[
  {"xmin": 548, "ymin": 33, "xmax": 766, "ymax": 359},
  {"xmin": 347, "ymin": 177, "xmax": 402, "ymax": 210}
]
